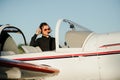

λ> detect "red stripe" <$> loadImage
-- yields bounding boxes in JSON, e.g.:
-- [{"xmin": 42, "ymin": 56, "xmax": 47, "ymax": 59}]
[
  {"xmin": 14, "ymin": 50, "xmax": 120, "ymax": 61},
  {"xmin": 100, "ymin": 43, "xmax": 120, "ymax": 48},
  {"xmin": 0, "ymin": 58, "xmax": 59, "ymax": 73}
]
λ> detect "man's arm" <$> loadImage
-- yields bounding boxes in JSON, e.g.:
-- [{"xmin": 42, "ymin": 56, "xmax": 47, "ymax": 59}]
[
  {"xmin": 30, "ymin": 28, "xmax": 41, "ymax": 46},
  {"xmin": 30, "ymin": 34, "xmax": 37, "ymax": 47}
]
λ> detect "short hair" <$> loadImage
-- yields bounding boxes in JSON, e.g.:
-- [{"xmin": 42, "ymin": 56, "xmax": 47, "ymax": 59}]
[{"xmin": 39, "ymin": 22, "xmax": 49, "ymax": 29}]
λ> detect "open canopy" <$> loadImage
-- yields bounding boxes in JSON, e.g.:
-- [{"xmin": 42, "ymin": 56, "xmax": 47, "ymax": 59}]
[{"xmin": 0, "ymin": 24, "xmax": 27, "ymax": 45}]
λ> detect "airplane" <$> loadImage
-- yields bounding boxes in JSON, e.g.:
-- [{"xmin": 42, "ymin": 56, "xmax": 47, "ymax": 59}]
[{"xmin": 0, "ymin": 19, "xmax": 120, "ymax": 80}]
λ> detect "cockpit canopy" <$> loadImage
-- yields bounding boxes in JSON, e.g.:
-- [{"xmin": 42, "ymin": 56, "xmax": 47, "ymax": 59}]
[
  {"xmin": 57, "ymin": 19, "xmax": 92, "ymax": 48},
  {"xmin": 0, "ymin": 24, "xmax": 27, "ymax": 55}
]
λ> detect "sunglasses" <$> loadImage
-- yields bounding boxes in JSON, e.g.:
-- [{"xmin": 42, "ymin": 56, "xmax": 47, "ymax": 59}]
[{"xmin": 43, "ymin": 28, "xmax": 50, "ymax": 31}]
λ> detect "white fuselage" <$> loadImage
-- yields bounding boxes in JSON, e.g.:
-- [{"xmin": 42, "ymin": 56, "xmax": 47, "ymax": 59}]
[
  {"xmin": 2, "ymin": 51, "xmax": 120, "ymax": 80},
  {"xmin": 2, "ymin": 32, "xmax": 120, "ymax": 80}
]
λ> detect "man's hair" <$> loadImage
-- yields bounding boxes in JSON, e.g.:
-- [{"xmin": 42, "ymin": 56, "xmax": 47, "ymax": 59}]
[{"xmin": 39, "ymin": 22, "xmax": 49, "ymax": 29}]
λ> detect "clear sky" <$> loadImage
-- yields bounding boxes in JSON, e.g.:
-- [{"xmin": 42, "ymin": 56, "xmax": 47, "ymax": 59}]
[{"xmin": 0, "ymin": 0, "xmax": 120, "ymax": 44}]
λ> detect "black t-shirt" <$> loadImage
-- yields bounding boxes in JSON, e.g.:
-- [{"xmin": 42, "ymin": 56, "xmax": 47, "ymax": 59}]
[{"xmin": 30, "ymin": 34, "xmax": 55, "ymax": 51}]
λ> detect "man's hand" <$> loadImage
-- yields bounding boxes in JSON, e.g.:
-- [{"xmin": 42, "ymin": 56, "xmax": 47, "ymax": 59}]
[{"xmin": 36, "ymin": 28, "xmax": 41, "ymax": 35}]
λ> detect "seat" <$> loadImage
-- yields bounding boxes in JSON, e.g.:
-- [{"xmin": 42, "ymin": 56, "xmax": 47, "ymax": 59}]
[
  {"xmin": 65, "ymin": 30, "xmax": 91, "ymax": 48},
  {"xmin": 3, "ymin": 36, "xmax": 19, "ymax": 54}
]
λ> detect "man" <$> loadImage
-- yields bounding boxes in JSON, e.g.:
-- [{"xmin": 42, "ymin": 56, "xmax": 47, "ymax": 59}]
[{"xmin": 30, "ymin": 22, "xmax": 55, "ymax": 51}]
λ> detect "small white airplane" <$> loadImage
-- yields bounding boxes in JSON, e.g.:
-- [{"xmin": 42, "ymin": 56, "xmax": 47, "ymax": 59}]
[{"xmin": 0, "ymin": 19, "xmax": 120, "ymax": 80}]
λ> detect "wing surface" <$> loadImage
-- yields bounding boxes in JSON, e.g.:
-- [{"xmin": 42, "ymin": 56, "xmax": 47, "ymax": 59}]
[{"xmin": 0, "ymin": 58, "xmax": 59, "ymax": 79}]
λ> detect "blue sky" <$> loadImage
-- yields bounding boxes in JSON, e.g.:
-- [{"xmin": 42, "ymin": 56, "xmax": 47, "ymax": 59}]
[{"xmin": 0, "ymin": 0, "xmax": 120, "ymax": 44}]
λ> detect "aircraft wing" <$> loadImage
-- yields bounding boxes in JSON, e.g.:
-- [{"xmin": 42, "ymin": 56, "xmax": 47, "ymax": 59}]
[{"xmin": 0, "ymin": 58, "xmax": 59, "ymax": 79}]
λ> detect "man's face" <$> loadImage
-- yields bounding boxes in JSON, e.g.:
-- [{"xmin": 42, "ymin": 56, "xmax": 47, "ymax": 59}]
[{"xmin": 41, "ymin": 25, "xmax": 51, "ymax": 37}]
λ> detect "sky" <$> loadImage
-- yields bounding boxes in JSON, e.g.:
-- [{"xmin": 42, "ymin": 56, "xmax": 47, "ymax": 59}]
[{"xmin": 0, "ymin": 0, "xmax": 120, "ymax": 44}]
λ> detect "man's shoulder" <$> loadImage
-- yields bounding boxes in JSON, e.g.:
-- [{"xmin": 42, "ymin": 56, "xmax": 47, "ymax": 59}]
[
  {"xmin": 36, "ymin": 37, "xmax": 42, "ymax": 41},
  {"xmin": 51, "ymin": 37, "xmax": 55, "ymax": 39}
]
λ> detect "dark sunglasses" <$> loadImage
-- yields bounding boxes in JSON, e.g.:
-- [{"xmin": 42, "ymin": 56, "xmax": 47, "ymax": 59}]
[{"xmin": 44, "ymin": 28, "xmax": 50, "ymax": 31}]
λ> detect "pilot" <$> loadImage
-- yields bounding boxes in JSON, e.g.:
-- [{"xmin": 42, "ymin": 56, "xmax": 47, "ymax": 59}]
[{"xmin": 30, "ymin": 22, "xmax": 55, "ymax": 51}]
